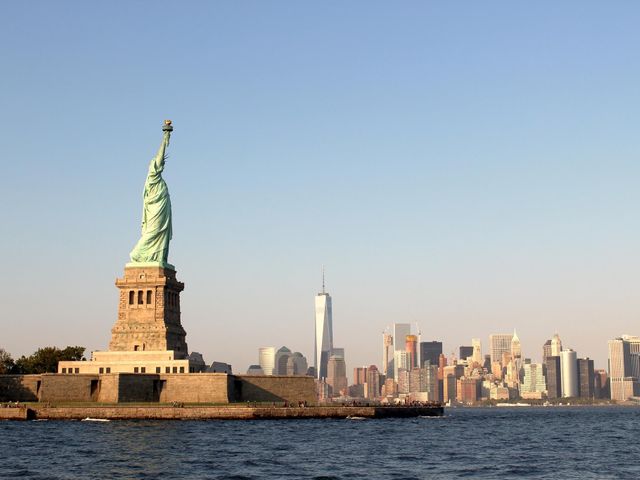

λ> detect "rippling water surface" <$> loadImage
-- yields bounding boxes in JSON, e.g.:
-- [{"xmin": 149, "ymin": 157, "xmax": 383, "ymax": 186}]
[{"xmin": 1, "ymin": 407, "xmax": 639, "ymax": 479}]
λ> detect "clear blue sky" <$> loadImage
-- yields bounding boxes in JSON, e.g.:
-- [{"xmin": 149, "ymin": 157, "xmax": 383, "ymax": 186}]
[{"xmin": 2, "ymin": 1, "xmax": 639, "ymax": 373}]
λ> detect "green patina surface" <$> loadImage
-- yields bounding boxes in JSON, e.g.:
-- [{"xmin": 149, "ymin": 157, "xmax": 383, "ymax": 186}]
[{"xmin": 129, "ymin": 125, "xmax": 173, "ymax": 266}]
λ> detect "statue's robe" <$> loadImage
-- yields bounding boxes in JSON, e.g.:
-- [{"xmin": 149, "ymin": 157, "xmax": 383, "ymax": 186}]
[{"xmin": 130, "ymin": 135, "xmax": 172, "ymax": 264}]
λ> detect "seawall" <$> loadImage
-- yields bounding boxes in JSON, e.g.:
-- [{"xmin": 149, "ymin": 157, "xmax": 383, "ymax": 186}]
[
  {"xmin": 0, "ymin": 373, "xmax": 317, "ymax": 405},
  {"xmin": 0, "ymin": 405, "xmax": 444, "ymax": 421}
]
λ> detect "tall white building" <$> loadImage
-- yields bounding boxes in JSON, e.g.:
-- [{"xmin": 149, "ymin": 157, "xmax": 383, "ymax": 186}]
[
  {"xmin": 560, "ymin": 349, "xmax": 578, "ymax": 398},
  {"xmin": 472, "ymin": 338, "xmax": 482, "ymax": 365},
  {"xmin": 258, "ymin": 347, "xmax": 275, "ymax": 376},
  {"xmin": 489, "ymin": 334, "xmax": 512, "ymax": 365},
  {"xmin": 511, "ymin": 331, "xmax": 521, "ymax": 360},
  {"xmin": 314, "ymin": 280, "xmax": 333, "ymax": 379}
]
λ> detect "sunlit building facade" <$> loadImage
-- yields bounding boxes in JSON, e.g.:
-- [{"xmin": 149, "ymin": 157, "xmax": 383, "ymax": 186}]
[
  {"xmin": 521, "ymin": 363, "xmax": 546, "ymax": 398},
  {"xmin": 489, "ymin": 334, "xmax": 512, "ymax": 365},
  {"xmin": 258, "ymin": 347, "xmax": 275, "ymax": 376},
  {"xmin": 608, "ymin": 337, "xmax": 639, "ymax": 401},
  {"xmin": 560, "ymin": 349, "xmax": 578, "ymax": 398},
  {"xmin": 472, "ymin": 339, "xmax": 482, "ymax": 365}
]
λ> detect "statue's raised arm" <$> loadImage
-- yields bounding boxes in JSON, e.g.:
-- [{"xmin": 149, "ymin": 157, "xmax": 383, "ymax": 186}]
[
  {"xmin": 129, "ymin": 120, "xmax": 175, "ymax": 269},
  {"xmin": 149, "ymin": 120, "xmax": 173, "ymax": 176}
]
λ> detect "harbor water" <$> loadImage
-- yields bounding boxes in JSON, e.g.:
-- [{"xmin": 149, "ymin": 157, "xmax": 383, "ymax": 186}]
[{"xmin": 1, "ymin": 406, "xmax": 638, "ymax": 479}]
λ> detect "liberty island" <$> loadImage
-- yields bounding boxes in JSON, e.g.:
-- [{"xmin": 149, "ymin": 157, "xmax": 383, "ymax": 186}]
[{"xmin": 0, "ymin": 121, "xmax": 441, "ymax": 420}]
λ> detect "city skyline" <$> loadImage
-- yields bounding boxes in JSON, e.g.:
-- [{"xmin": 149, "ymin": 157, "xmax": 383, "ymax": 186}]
[
  {"xmin": 1, "ymin": 268, "xmax": 631, "ymax": 375},
  {"xmin": 250, "ymin": 317, "xmax": 627, "ymax": 403},
  {"xmin": 3, "ymin": 2, "xmax": 640, "ymax": 374},
  {"xmin": 247, "ymin": 296, "xmax": 618, "ymax": 382}
]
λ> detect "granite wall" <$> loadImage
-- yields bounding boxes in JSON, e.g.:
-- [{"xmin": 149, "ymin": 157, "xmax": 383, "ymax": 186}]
[
  {"xmin": 234, "ymin": 375, "xmax": 316, "ymax": 404},
  {"xmin": 0, "ymin": 373, "xmax": 316, "ymax": 405}
]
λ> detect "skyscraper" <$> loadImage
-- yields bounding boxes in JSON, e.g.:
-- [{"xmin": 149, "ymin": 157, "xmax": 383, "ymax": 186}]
[
  {"xmin": 331, "ymin": 347, "xmax": 345, "ymax": 359},
  {"xmin": 394, "ymin": 350, "xmax": 410, "ymax": 380},
  {"xmin": 274, "ymin": 346, "xmax": 292, "ymax": 375},
  {"xmin": 420, "ymin": 341, "xmax": 443, "ymax": 367},
  {"xmin": 327, "ymin": 353, "xmax": 348, "ymax": 397},
  {"xmin": 459, "ymin": 346, "xmax": 474, "ymax": 362},
  {"xmin": 314, "ymin": 276, "xmax": 333, "ymax": 379},
  {"xmin": 608, "ymin": 336, "xmax": 639, "ymax": 401},
  {"xmin": 286, "ymin": 352, "xmax": 308, "ymax": 376},
  {"xmin": 258, "ymin": 347, "xmax": 275, "ymax": 376},
  {"xmin": 505, "ymin": 358, "xmax": 520, "ymax": 387},
  {"xmin": 594, "ymin": 369, "xmax": 610, "ymax": 399},
  {"xmin": 442, "ymin": 365, "xmax": 464, "ymax": 403},
  {"xmin": 390, "ymin": 323, "xmax": 410, "ymax": 380},
  {"xmin": 408, "ymin": 365, "xmax": 438, "ymax": 401},
  {"xmin": 577, "ymin": 358, "xmax": 594, "ymax": 399},
  {"xmin": 382, "ymin": 332, "xmax": 393, "ymax": 378},
  {"xmin": 393, "ymin": 324, "xmax": 410, "ymax": 350},
  {"xmin": 509, "ymin": 330, "xmax": 522, "ymax": 386},
  {"xmin": 489, "ymin": 334, "xmax": 512, "ymax": 365},
  {"xmin": 542, "ymin": 339, "xmax": 552, "ymax": 366},
  {"xmin": 623, "ymin": 335, "xmax": 640, "ymax": 379},
  {"xmin": 483, "ymin": 354, "xmax": 491, "ymax": 371},
  {"xmin": 353, "ymin": 367, "xmax": 367, "ymax": 385},
  {"xmin": 511, "ymin": 331, "xmax": 522, "ymax": 367},
  {"xmin": 406, "ymin": 335, "xmax": 418, "ymax": 370},
  {"xmin": 472, "ymin": 339, "xmax": 482, "ymax": 365},
  {"xmin": 397, "ymin": 369, "xmax": 410, "ymax": 394},
  {"xmin": 545, "ymin": 356, "xmax": 561, "ymax": 399},
  {"xmin": 521, "ymin": 363, "xmax": 546, "ymax": 398},
  {"xmin": 560, "ymin": 349, "xmax": 578, "ymax": 398},
  {"xmin": 365, "ymin": 365, "xmax": 381, "ymax": 399}
]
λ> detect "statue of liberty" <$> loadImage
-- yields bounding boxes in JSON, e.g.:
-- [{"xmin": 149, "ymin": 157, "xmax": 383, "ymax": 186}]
[{"xmin": 129, "ymin": 120, "xmax": 174, "ymax": 268}]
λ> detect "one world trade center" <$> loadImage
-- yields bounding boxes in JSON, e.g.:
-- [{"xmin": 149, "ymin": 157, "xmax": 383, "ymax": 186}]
[{"xmin": 314, "ymin": 273, "xmax": 333, "ymax": 379}]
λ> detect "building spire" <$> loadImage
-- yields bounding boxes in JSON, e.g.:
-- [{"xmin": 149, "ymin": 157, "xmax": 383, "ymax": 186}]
[{"xmin": 322, "ymin": 265, "xmax": 325, "ymax": 294}]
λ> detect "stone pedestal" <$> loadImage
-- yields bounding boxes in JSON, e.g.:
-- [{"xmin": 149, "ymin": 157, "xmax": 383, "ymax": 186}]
[{"xmin": 109, "ymin": 265, "xmax": 188, "ymax": 358}]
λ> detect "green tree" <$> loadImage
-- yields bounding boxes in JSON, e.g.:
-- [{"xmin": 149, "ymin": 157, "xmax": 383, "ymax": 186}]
[
  {"xmin": 15, "ymin": 346, "xmax": 86, "ymax": 374},
  {"xmin": 0, "ymin": 348, "xmax": 15, "ymax": 374},
  {"xmin": 59, "ymin": 346, "xmax": 85, "ymax": 362}
]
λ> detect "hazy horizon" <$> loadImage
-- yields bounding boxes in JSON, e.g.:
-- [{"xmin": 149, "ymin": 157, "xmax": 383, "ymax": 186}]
[{"xmin": 2, "ymin": 2, "xmax": 640, "ymax": 375}]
